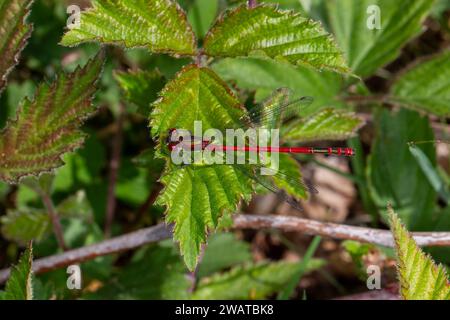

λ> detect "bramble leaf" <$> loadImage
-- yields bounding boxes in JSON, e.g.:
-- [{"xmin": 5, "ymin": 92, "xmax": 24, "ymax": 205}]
[
  {"xmin": 0, "ymin": 243, "xmax": 33, "ymax": 300},
  {"xmin": 0, "ymin": 52, "xmax": 104, "ymax": 184},
  {"xmin": 114, "ymin": 69, "xmax": 165, "ymax": 115},
  {"xmin": 0, "ymin": 0, "xmax": 33, "ymax": 93},
  {"xmin": 192, "ymin": 259, "xmax": 324, "ymax": 300},
  {"xmin": 391, "ymin": 51, "xmax": 450, "ymax": 117},
  {"xmin": 327, "ymin": 0, "xmax": 434, "ymax": 77},
  {"xmin": 204, "ymin": 4, "xmax": 350, "ymax": 74},
  {"xmin": 151, "ymin": 65, "xmax": 254, "ymax": 270},
  {"xmin": 60, "ymin": 0, "xmax": 197, "ymax": 56},
  {"xmin": 389, "ymin": 207, "xmax": 450, "ymax": 300},
  {"xmin": 151, "ymin": 64, "xmax": 245, "ymax": 138},
  {"xmin": 284, "ymin": 109, "xmax": 363, "ymax": 143},
  {"xmin": 157, "ymin": 165, "xmax": 253, "ymax": 271}
]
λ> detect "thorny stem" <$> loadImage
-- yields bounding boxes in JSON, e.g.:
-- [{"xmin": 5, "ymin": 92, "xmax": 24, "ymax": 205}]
[
  {"xmin": 2, "ymin": 214, "xmax": 450, "ymax": 283},
  {"xmin": 104, "ymin": 103, "xmax": 126, "ymax": 238},
  {"xmin": 248, "ymin": 0, "xmax": 257, "ymax": 8},
  {"xmin": 41, "ymin": 192, "xmax": 67, "ymax": 251}
]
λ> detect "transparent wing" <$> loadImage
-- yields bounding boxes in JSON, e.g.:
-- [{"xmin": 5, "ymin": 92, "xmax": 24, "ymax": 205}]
[
  {"xmin": 239, "ymin": 96, "xmax": 314, "ymax": 129},
  {"xmin": 233, "ymin": 164, "xmax": 317, "ymax": 212}
]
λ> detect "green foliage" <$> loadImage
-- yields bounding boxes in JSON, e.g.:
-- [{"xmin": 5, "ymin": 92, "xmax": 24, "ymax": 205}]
[
  {"xmin": 213, "ymin": 57, "xmax": 344, "ymax": 112},
  {"xmin": 0, "ymin": 243, "xmax": 34, "ymax": 300},
  {"xmin": 0, "ymin": 52, "xmax": 104, "ymax": 183},
  {"xmin": 1, "ymin": 190, "xmax": 93, "ymax": 243},
  {"xmin": 204, "ymin": 4, "xmax": 350, "ymax": 74},
  {"xmin": 151, "ymin": 65, "xmax": 245, "ymax": 138},
  {"xmin": 367, "ymin": 109, "xmax": 437, "ymax": 229},
  {"xmin": 326, "ymin": 0, "xmax": 435, "ymax": 77},
  {"xmin": 0, "ymin": 0, "xmax": 33, "ymax": 93},
  {"xmin": 192, "ymin": 259, "xmax": 324, "ymax": 299},
  {"xmin": 277, "ymin": 236, "xmax": 321, "ymax": 300},
  {"xmin": 283, "ymin": 108, "xmax": 363, "ymax": 142},
  {"xmin": 1, "ymin": 209, "xmax": 50, "ymax": 242},
  {"xmin": 87, "ymin": 243, "xmax": 191, "ymax": 299},
  {"xmin": 61, "ymin": 0, "xmax": 197, "ymax": 56},
  {"xmin": 198, "ymin": 233, "xmax": 252, "ymax": 278},
  {"xmin": 114, "ymin": 69, "xmax": 165, "ymax": 115},
  {"xmin": 157, "ymin": 165, "xmax": 253, "ymax": 271},
  {"xmin": 187, "ymin": 0, "xmax": 219, "ymax": 38},
  {"xmin": 389, "ymin": 207, "xmax": 450, "ymax": 300},
  {"xmin": 151, "ymin": 65, "xmax": 257, "ymax": 270},
  {"xmin": 409, "ymin": 144, "xmax": 450, "ymax": 205},
  {"xmin": 391, "ymin": 51, "xmax": 450, "ymax": 117}
]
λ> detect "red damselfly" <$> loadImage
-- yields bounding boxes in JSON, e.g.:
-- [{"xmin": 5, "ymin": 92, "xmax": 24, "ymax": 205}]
[
  {"xmin": 163, "ymin": 90, "xmax": 355, "ymax": 210},
  {"xmin": 167, "ymin": 95, "xmax": 355, "ymax": 157}
]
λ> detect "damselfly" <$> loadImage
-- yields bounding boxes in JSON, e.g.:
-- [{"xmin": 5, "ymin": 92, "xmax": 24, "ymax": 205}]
[{"xmin": 163, "ymin": 90, "xmax": 356, "ymax": 210}]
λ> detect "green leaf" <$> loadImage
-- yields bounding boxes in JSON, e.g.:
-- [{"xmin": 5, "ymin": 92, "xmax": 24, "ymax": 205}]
[
  {"xmin": 0, "ymin": 243, "xmax": 33, "ymax": 300},
  {"xmin": 326, "ymin": 0, "xmax": 434, "ymax": 77},
  {"xmin": 86, "ymin": 243, "xmax": 191, "ymax": 299},
  {"xmin": 187, "ymin": 0, "xmax": 219, "ymax": 38},
  {"xmin": 157, "ymin": 165, "xmax": 253, "ymax": 271},
  {"xmin": 192, "ymin": 259, "xmax": 324, "ymax": 300},
  {"xmin": 1, "ymin": 209, "xmax": 50, "ymax": 242},
  {"xmin": 60, "ymin": 0, "xmax": 196, "ymax": 56},
  {"xmin": 212, "ymin": 57, "xmax": 345, "ymax": 113},
  {"xmin": 0, "ymin": 51, "xmax": 104, "ymax": 184},
  {"xmin": 204, "ymin": 4, "xmax": 350, "ymax": 74},
  {"xmin": 114, "ymin": 69, "xmax": 165, "ymax": 115},
  {"xmin": 409, "ymin": 144, "xmax": 450, "ymax": 205},
  {"xmin": 272, "ymin": 153, "xmax": 308, "ymax": 200},
  {"xmin": 1, "ymin": 190, "xmax": 93, "ymax": 243},
  {"xmin": 367, "ymin": 109, "xmax": 437, "ymax": 229},
  {"xmin": 198, "ymin": 232, "xmax": 252, "ymax": 278},
  {"xmin": 0, "ymin": 0, "xmax": 33, "ymax": 93},
  {"xmin": 284, "ymin": 108, "xmax": 363, "ymax": 143},
  {"xmin": 391, "ymin": 52, "xmax": 450, "ymax": 117},
  {"xmin": 150, "ymin": 65, "xmax": 258, "ymax": 270},
  {"xmin": 389, "ymin": 207, "xmax": 450, "ymax": 300},
  {"xmin": 151, "ymin": 64, "xmax": 245, "ymax": 138}
]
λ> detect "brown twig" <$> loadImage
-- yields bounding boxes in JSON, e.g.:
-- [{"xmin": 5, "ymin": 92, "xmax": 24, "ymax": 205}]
[
  {"xmin": 0, "ymin": 223, "xmax": 173, "ymax": 283},
  {"xmin": 41, "ymin": 192, "xmax": 67, "ymax": 251},
  {"xmin": 104, "ymin": 103, "xmax": 126, "ymax": 238},
  {"xmin": 248, "ymin": 0, "xmax": 257, "ymax": 8},
  {"xmin": 233, "ymin": 215, "xmax": 450, "ymax": 247},
  {"xmin": 2, "ymin": 214, "xmax": 450, "ymax": 283}
]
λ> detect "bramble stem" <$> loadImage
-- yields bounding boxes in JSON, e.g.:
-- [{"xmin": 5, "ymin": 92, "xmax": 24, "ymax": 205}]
[{"xmin": 41, "ymin": 192, "xmax": 67, "ymax": 251}]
